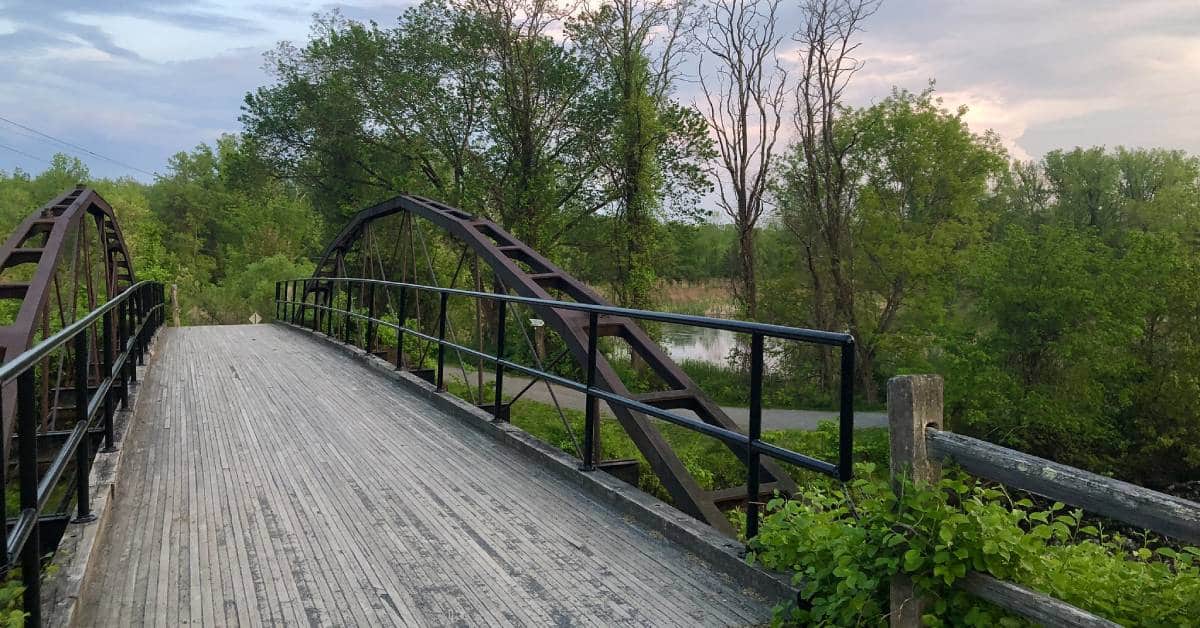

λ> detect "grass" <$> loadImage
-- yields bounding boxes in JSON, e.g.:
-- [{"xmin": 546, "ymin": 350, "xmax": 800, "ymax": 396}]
[
  {"xmin": 446, "ymin": 378, "xmax": 889, "ymax": 505},
  {"xmin": 655, "ymin": 280, "xmax": 738, "ymax": 318}
]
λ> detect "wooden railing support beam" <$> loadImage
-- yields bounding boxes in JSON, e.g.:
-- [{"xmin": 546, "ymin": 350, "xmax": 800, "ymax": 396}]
[{"xmin": 887, "ymin": 374, "xmax": 943, "ymax": 628}]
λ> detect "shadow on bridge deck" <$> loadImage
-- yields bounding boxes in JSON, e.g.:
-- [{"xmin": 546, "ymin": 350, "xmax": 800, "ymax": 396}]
[{"xmin": 74, "ymin": 325, "xmax": 777, "ymax": 627}]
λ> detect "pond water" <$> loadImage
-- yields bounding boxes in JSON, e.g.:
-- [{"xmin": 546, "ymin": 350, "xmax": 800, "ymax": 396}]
[
  {"xmin": 659, "ymin": 324, "xmax": 739, "ymax": 366},
  {"xmin": 657, "ymin": 323, "xmax": 785, "ymax": 369}
]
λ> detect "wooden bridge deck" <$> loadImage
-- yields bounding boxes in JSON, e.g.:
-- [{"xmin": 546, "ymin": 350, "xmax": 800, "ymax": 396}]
[{"xmin": 75, "ymin": 325, "xmax": 772, "ymax": 627}]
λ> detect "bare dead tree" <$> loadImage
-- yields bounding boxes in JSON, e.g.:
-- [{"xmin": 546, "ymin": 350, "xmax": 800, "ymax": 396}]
[
  {"xmin": 698, "ymin": 0, "xmax": 787, "ymax": 319},
  {"xmin": 785, "ymin": 0, "xmax": 881, "ymax": 397}
]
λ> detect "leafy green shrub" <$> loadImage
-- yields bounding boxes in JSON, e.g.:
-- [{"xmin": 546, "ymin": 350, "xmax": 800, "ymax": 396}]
[
  {"xmin": 750, "ymin": 465, "xmax": 1200, "ymax": 627},
  {"xmin": 0, "ymin": 576, "xmax": 24, "ymax": 627}
]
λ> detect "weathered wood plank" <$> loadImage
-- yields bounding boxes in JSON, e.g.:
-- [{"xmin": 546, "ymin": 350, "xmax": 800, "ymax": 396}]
[
  {"xmin": 888, "ymin": 374, "xmax": 945, "ymax": 628},
  {"xmin": 957, "ymin": 572, "xmax": 1119, "ymax": 628},
  {"xmin": 75, "ymin": 325, "xmax": 773, "ymax": 626},
  {"xmin": 926, "ymin": 428, "xmax": 1200, "ymax": 544}
]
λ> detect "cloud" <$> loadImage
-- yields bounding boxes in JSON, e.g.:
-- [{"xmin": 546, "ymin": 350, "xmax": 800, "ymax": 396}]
[
  {"xmin": 2, "ymin": 0, "xmax": 1198, "ymax": 182},
  {"xmin": 833, "ymin": 0, "xmax": 1200, "ymax": 160}
]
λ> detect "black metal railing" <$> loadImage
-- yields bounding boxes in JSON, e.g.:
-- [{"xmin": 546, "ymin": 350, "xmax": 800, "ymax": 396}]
[
  {"xmin": 275, "ymin": 277, "xmax": 855, "ymax": 540},
  {"xmin": 0, "ymin": 281, "xmax": 165, "ymax": 625}
]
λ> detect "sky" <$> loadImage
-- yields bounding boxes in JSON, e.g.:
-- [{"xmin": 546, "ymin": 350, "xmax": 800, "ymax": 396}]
[{"xmin": 1, "ymin": 0, "xmax": 1198, "ymax": 182}]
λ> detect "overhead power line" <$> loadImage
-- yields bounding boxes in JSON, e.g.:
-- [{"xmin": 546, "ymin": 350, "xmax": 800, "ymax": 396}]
[
  {"xmin": 0, "ymin": 114, "xmax": 158, "ymax": 178},
  {"xmin": 0, "ymin": 142, "xmax": 50, "ymax": 165}
]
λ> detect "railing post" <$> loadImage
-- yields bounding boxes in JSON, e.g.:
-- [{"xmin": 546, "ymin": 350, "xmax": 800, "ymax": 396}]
[
  {"xmin": 305, "ymin": 281, "xmax": 315, "ymax": 330},
  {"xmin": 493, "ymin": 298, "xmax": 507, "ymax": 422},
  {"xmin": 436, "ymin": 291, "xmax": 448, "ymax": 391},
  {"xmin": 73, "ymin": 329, "xmax": 96, "ymax": 523},
  {"xmin": 17, "ymin": 369, "xmax": 40, "ymax": 626},
  {"xmin": 326, "ymin": 282, "xmax": 335, "ymax": 337},
  {"xmin": 131, "ymin": 291, "xmax": 140, "ymax": 377},
  {"xmin": 136, "ymin": 289, "xmax": 146, "ymax": 366},
  {"xmin": 395, "ymin": 286, "xmax": 407, "ymax": 370},
  {"xmin": 101, "ymin": 308, "xmax": 115, "ymax": 451},
  {"xmin": 887, "ymin": 374, "xmax": 944, "ymax": 628},
  {"xmin": 581, "ymin": 312, "xmax": 599, "ymax": 471},
  {"xmin": 343, "ymin": 280, "xmax": 353, "ymax": 344},
  {"xmin": 366, "ymin": 283, "xmax": 377, "ymax": 352},
  {"xmin": 275, "ymin": 281, "xmax": 281, "ymax": 320},
  {"xmin": 745, "ymin": 333, "xmax": 764, "ymax": 540},
  {"xmin": 839, "ymin": 341, "xmax": 855, "ymax": 482},
  {"xmin": 118, "ymin": 299, "xmax": 130, "ymax": 408}
]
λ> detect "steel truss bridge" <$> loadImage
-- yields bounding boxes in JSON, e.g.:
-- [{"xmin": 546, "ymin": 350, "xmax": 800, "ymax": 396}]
[{"xmin": 0, "ymin": 189, "xmax": 856, "ymax": 626}]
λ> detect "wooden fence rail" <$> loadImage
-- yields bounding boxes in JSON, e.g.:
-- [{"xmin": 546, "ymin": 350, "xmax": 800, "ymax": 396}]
[{"xmin": 886, "ymin": 374, "xmax": 1200, "ymax": 628}]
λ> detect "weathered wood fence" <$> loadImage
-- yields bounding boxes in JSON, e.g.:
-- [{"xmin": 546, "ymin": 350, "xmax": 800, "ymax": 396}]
[{"xmin": 887, "ymin": 374, "xmax": 1200, "ymax": 628}]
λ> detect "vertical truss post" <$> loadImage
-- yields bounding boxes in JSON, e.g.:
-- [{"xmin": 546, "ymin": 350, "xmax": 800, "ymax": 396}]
[
  {"xmin": 101, "ymin": 308, "xmax": 115, "ymax": 450},
  {"xmin": 274, "ymin": 282, "xmax": 281, "ymax": 320},
  {"xmin": 17, "ymin": 369, "xmax": 40, "ymax": 626},
  {"xmin": 493, "ymin": 299, "xmax": 507, "ymax": 422},
  {"xmin": 396, "ymin": 286, "xmax": 407, "ymax": 370},
  {"xmin": 436, "ymin": 292, "xmax": 448, "ymax": 391},
  {"xmin": 73, "ymin": 330, "xmax": 96, "ymax": 523},
  {"xmin": 582, "ymin": 312, "xmax": 600, "ymax": 471},
  {"xmin": 746, "ymin": 333, "xmax": 764, "ymax": 541}
]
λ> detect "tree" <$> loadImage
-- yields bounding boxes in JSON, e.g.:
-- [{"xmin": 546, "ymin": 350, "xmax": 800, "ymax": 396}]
[
  {"xmin": 779, "ymin": 0, "xmax": 879, "ymax": 390},
  {"xmin": 698, "ymin": 0, "xmax": 787, "ymax": 319},
  {"xmin": 940, "ymin": 147, "xmax": 1200, "ymax": 484},
  {"xmin": 776, "ymin": 87, "xmax": 1006, "ymax": 402},
  {"xmin": 242, "ymin": 2, "xmax": 615, "ymax": 253},
  {"xmin": 570, "ymin": 0, "xmax": 710, "ymax": 309}
]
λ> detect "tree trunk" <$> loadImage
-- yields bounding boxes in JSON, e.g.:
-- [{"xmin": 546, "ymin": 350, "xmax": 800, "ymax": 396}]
[{"xmin": 737, "ymin": 225, "xmax": 758, "ymax": 319}]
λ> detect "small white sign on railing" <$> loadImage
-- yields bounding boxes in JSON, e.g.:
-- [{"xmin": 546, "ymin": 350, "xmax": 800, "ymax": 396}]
[
  {"xmin": 529, "ymin": 318, "xmax": 544, "ymax": 328},
  {"xmin": 249, "ymin": 312, "xmax": 262, "ymax": 325}
]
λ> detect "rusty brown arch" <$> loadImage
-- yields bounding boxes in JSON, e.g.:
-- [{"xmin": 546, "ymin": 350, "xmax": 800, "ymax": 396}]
[
  {"xmin": 0, "ymin": 187, "xmax": 136, "ymax": 446},
  {"xmin": 306, "ymin": 194, "xmax": 795, "ymax": 535}
]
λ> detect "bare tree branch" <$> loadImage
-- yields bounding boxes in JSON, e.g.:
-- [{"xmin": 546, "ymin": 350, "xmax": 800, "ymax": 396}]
[{"xmin": 696, "ymin": 0, "xmax": 786, "ymax": 318}]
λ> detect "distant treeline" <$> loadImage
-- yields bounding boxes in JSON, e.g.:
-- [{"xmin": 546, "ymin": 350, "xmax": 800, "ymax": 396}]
[{"xmin": 2, "ymin": 0, "xmax": 1199, "ymax": 490}]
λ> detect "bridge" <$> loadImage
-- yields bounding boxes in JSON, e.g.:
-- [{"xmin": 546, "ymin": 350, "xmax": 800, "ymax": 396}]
[{"xmin": 0, "ymin": 189, "xmax": 859, "ymax": 626}]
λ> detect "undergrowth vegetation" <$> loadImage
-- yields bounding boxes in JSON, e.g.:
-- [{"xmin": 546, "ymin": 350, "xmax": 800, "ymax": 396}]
[
  {"xmin": 459, "ymin": 380, "xmax": 1200, "ymax": 627},
  {"xmin": 750, "ymin": 466, "xmax": 1200, "ymax": 626}
]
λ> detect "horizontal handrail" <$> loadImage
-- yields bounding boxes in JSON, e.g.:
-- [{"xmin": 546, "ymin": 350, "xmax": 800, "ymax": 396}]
[
  {"xmin": 0, "ymin": 280, "xmax": 161, "ymax": 384},
  {"xmin": 3, "ymin": 280, "xmax": 166, "ymax": 627},
  {"xmin": 277, "ymin": 274, "xmax": 858, "ymax": 528},
  {"xmin": 887, "ymin": 374, "xmax": 1198, "ymax": 627},
  {"xmin": 301, "ymin": 277, "xmax": 855, "ymax": 347},
  {"xmin": 926, "ymin": 427, "xmax": 1200, "ymax": 544},
  {"xmin": 295, "ymin": 299, "xmax": 845, "ymax": 478},
  {"xmin": 957, "ymin": 572, "xmax": 1118, "ymax": 627}
]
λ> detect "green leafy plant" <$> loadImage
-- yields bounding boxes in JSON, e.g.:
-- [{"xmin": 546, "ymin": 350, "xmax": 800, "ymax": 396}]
[
  {"xmin": 750, "ymin": 465, "xmax": 1200, "ymax": 627},
  {"xmin": 0, "ymin": 576, "xmax": 27, "ymax": 627}
]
